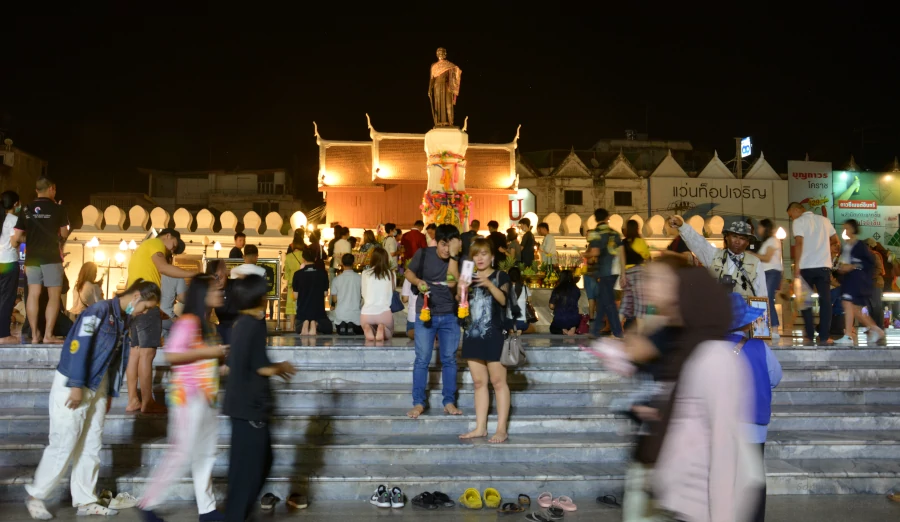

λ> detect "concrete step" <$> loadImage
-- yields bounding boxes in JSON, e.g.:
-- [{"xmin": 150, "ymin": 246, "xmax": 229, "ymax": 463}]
[
  {"xmin": 4, "ymin": 360, "xmax": 900, "ymax": 386},
  {"xmin": 2, "ymin": 458, "xmax": 899, "ymax": 502},
  {"xmin": 5, "ymin": 380, "xmax": 900, "ymax": 409},
  {"xmin": 5, "ymin": 430, "xmax": 900, "ymax": 468},
  {"xmin": 3, "ymin": 404, "xmax": 900, "ymax": 438}
]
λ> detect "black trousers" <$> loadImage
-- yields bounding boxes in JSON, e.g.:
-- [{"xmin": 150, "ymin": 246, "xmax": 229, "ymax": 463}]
[
  {"xmin": 225, "ymin": 418, "xmax": 273, "ymax": 522},
  {"xmin": 752, "ymin": 442, "xmax": 766, "ymax": 522},
  {"xmin": 0, "ymin": 262, "xmax": 18, "ymax": 338}
]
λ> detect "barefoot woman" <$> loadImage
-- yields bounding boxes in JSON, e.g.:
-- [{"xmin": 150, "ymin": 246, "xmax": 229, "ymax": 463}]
[{"xmin": 458, "ymin": 238, "xmax": 513, "ymax": 443}]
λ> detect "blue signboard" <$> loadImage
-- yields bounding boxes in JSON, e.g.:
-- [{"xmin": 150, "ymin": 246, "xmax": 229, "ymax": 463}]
[{"xmin": 741, "ymin": 137, "xmax": 752, "ymax": 158}]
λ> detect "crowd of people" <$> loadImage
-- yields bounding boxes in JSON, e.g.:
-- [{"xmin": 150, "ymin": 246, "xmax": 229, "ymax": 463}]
[{"xmin": 13, "ymin": 173, "xmax": 900, "ymax": 522}]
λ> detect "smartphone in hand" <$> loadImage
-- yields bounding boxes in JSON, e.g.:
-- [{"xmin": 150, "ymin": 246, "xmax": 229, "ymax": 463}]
[{"xmin": 460, "ymin": 260, "xmax": 474, "ymax": 285}]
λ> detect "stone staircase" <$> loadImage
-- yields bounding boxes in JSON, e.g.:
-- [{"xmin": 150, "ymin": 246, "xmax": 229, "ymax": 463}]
[{"xmin": 2, "ymin": 334, "xmax": 900, "ymax": 504}]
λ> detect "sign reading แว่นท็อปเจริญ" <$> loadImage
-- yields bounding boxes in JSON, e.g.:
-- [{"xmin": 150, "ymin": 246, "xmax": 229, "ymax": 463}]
[{"xmin": 649, "ymin": 177, "xmax": 787, "ymax": 222}]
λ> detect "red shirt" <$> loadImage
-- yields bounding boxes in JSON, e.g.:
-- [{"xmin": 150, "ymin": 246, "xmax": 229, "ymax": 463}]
[{"xmin": 400, "ymin": 229, "xmax": 428, "ymax": 264}]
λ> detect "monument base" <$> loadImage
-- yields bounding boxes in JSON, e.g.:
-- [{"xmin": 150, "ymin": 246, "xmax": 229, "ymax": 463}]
[{"xmin": 422, "ymin": 127, "xmax": 471, "ymax": 228}]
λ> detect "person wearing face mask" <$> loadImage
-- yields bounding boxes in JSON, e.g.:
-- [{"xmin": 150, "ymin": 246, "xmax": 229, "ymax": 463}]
[
  {"xmin": 24, "ymin": 280, "xmax": 162, "ymax": 520},
  {"xmin": 0, "ymin": 190, "xmax": 21, "ymax": 344},
  {"xmin": 669, "ymin": 215, "xmax": 768, "ymax": 300}
]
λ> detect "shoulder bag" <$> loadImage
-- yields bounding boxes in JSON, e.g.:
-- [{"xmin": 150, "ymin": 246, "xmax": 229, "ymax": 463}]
[
  {"xmin": 390, "ymin": 273, "xmax": 405, "ymax": 313},
  {"xmin": 500, "ymin": 331, "xmax": 526, "ymax": 367}
]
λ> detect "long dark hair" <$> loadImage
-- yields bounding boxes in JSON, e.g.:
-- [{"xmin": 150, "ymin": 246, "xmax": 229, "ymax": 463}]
[
  {"xmin": 182, "ymin": 275, "xmax": 216, "ymax": 339},
  {"xmin": 117, "ymin": 279, "xmax": 161, "ymax": 303},
  {"xmin": 508, "ymin": 266, "xmax": 525, "ymax": 298},
  {"xmin": 624, "ymin": 219, "xmax": 641, "ymax": 241},
  {"xmin": 759, "ymin": 218, "xmax": 775, "ymax": 244},
  {"xmin": 552, "ymin": 270, "xmax": 578, "ymax": 307},
  {"xmin": 368, "ymin": 246, "xmax": 391, "ymax": 280}
]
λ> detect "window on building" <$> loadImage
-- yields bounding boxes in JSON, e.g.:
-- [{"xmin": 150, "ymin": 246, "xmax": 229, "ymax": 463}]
[
  {"xmin": 614, "ymin": 191, "xmax": 633, "ymax": 207},
  {"xmin": 564, "ymin": 190, "xmax": 583, "ymax": 206},
  {"xmin": 258, "ymin": 172, "xmax": 276, "ymax": 195}
]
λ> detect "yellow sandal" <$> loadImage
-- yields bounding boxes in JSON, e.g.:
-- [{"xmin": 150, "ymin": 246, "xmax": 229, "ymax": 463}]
[
  {"xmin": 458, "ymin": 488, "xmax": 483, "ymax": 509},
  {"xmin": 483, "ymin": 488, "xmax": 501, "ymax": 509}
]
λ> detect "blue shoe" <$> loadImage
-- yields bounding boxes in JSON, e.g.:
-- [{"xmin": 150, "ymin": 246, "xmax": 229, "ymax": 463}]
[{"xmin": 198, "ymin": 510, "xmax": 225, "ymax": 522}]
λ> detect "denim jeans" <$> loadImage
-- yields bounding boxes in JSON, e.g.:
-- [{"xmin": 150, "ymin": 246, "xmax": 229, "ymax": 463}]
[
  {"xmin": 592, "ymin": 275, "xmax": 622, "ymax": 337},
  {"xmin": 764, "ymin": 270, "xmax": 783, "ymax": 328},
  {"xmin": 412, "ymin": 314, "xmax": 461, "ymax": 407},
  {"xmin": 800, "ymin": 267, "xmax": 832, "ymax": 341}
]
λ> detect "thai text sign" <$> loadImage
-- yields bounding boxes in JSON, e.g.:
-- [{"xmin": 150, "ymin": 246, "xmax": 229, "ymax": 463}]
[
  {"xmin": 787, "ymin": 160, "xmax": 832, "ymax": 217},
  {"xmin": 650, "ymin": 178, "xmax": 786, "ymax": 220}
]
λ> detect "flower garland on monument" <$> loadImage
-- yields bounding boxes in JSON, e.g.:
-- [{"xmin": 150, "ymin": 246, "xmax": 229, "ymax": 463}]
[{"xmin": 421, "ymin": 151, "xmax": 471, "ymax": 227}]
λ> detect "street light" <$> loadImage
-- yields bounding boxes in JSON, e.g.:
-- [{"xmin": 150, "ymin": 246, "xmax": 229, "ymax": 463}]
[
  {"xmin": 775, "ymin": 227, "xmax": 787, "ymax": 240},
  {"xmin": 119, "ymin": 240, "xmax": 128, "ymax": 251},
  {"xmin": 213, "ymin": 241, "xmax": 222, "ymax": 258},
  {"xmin": 128, "ymin": 240, "xmax": 137, "ymax": 251},
  {"xmin": 114, "ymin": 252, "xmax": 125, "ymax": 265}
]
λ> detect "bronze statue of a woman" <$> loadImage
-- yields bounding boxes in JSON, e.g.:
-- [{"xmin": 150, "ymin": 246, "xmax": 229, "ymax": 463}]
[{"xmin": 428, "ymin": 48, "xmax": 462, "ymax": 128}]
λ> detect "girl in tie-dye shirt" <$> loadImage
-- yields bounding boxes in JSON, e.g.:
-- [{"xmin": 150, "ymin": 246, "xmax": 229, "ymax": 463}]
[{"xmin": 138, "ymin": 275, "xmax": 229, "ymax": 521}]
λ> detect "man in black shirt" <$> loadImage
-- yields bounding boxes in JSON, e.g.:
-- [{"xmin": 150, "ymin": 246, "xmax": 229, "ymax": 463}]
[
  {"xmin": 486, "ymin": 220, "xmax": 508, "ymax": 267},
  {"xmin": 228, "ymin": 232, "xmax": 246, "ymax": 259},
  {"xmin": 459, "ymin": 220, "xmax": 480, "ymax": 259},
  {"xmin": 223, "ymin": 274, "xmax": 296, "ymax": 522},
  {"xmin": 13, "ymin": 177, "xmax": 70, "ymax": 344},
  {"xmin": 518, "ymin": 218, "xmax": 536, "ymax": 267}
]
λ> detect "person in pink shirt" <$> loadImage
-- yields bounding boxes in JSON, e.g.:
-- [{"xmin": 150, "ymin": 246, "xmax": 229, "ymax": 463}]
[{"xmin": 138, "ymin": 275, "xmax": 228, "ymax": 522}]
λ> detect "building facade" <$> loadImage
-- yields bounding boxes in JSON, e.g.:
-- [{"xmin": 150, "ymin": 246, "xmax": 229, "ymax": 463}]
[
  {"xmin": 0, "ymin": 140, "xmax": 48, "ymax": 198},
  {"xmin": 315, "ymin": 117, "xmax": 519, "ymax": 229}
]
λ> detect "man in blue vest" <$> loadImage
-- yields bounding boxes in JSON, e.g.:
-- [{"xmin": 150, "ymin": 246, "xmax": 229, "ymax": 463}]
[{"xmin": 586, "ymin": 208, "xmax": 623, "ymax": 338}]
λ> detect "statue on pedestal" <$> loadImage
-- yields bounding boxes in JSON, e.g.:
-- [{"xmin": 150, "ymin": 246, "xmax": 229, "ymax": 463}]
[{"xmin": 428, "ymin": 48, "xmax": 462, "ymax": 128}]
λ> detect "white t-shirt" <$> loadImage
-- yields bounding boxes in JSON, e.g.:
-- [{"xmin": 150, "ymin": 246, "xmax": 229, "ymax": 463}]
[
  {"xmin": 401, "ymin": 279, "xmax": 418, "ymax": 322},
  {"xmin": 382, "ymin": 236, "xmax": 399, "ymax": 268},
  {"xmin": 332, "ymin": 238, "xmax": 352, "ymax": 269},
  {"xmin": 331, "ymin": 270, "xmax": 362, "ymax": 324},
  {"xmin": 792, "ymin": 211, "xmax": 836, "ymax": 270},
  {"xmin": 361, "ymin": 269, "xmax": 394, "ymax": 315},
  {"xmin": 758, "ymin": 237, "xmax": 783, "ymax": 273},
  {"xmin": 0, "ymin": 214, "xmax": 18, "ymax": 264},
  {"xmin": 506, "ymin": 284, "xmax": 530, "ymax": 323}
]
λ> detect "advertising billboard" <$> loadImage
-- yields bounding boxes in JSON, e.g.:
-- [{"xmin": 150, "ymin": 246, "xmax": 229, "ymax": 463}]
[
  {"xmin": 832, "ymin": 170, "xmax": 900, "ymax": 248},
  {"xmin": 787, "ymin": 160, "xmax": 832, "ymax": 217}
]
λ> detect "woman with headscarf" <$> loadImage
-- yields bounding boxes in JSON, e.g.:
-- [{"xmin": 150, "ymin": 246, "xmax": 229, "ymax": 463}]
[{"xmin": 594, "ymin": 262, "xmax": 758, "ymax": 522}]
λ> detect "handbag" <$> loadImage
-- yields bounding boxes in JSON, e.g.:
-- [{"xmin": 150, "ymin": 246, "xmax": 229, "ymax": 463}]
[
  {"xmin": 525, "ymin": 300, "xmax": 538, "ymax": 324},
  {"xmin": 576, "ymin": 313, "xmax": 590, "ymax": 335},
  {"xmin": 500, "ymin": 331, "xmax": 526, "ymax": 367},
  {"xmin": 390, "ymin": 274, "xmax": 404, "ymax": 313}
]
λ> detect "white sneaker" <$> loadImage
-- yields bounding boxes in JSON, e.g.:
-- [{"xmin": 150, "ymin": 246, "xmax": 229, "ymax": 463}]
[
  {"xmin": 835, "ymin": 335, "xmax": 854, "ymax": 345},
  {"xmin": 76, "ymin": 503, "xmax": 119, "ymax": 516},
  {"xmin": 26, "ymin": 498, "xmax": 53, "ymax": 520},
  {"xmin": 369, "ymin": 485, "xmax": 391, "ymax": 508},
  {"xmin": 771, "ymin": 332, "xmax": 781, "ymax": 341},
  {"xmin": 390, "ymin": 487, "xmax": 405, "ymax": 508},
  {"xmin": 868, "ymin": 329, "xmax": 885, "ymax": 344},
  {"xmin": 107, "ymin": 493, "xmax": 138, "ymax": 510}
]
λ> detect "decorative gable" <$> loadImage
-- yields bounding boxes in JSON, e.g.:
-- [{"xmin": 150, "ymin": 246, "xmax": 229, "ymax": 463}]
[
  {"xmin": 744, "ymin": 152, "xmax": 781, "ymax": 180},
  {"xmin": 605, "ymin": 151, "xmax": 639, "ymax": 179},
  {"xmin": 552, "ymin": 149, "xmax": 592, "ymax": 178},
  {"xmin": 516, "ymin": 158, "xmax": 540, "ymax": 179},
  {"xmin": 649, "ymin": 150, "xmax": 688, "ymax": 178},
  {"xmin": 697, "ymin": 151, "xmax": 735, "ymax": 179}
]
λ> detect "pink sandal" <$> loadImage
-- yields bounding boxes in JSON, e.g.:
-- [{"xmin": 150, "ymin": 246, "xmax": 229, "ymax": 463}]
[
  {"xmin": 537, "ymin": 492, "xmax": 553, "ymax": 508},
  {"xmin": 552, "ymin": 496, "xmax": 577, "ymax": 511}
]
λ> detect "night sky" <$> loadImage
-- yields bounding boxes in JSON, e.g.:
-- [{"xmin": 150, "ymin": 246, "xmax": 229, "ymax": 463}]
[{"xmin": 3, "ymin": 9, "xmax": 899, "ymax": 214}]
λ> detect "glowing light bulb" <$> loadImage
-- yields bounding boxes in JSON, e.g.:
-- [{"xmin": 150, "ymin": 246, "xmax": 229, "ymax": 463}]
[
  {"xmin": 114, "ymin": 252, "xmax": 125, "ymax": 264},
  {"xmin": 87, "ymin": 237, "xmax": 100, "ymax": 248},
  {"xmin": 119, "ymin": 240, "xmax": 128, "ymax": 251},
  {"xmin": 775, "ymin": 227, "xmax": 787, "ymax": 240},
  {"xmin": 128, "ymin": 240, "xmax": 137, "ymax": 250},
  {"xmin": 94, "ymin": 251, "xmax": 105, "ymax": 263},
  {"xmin": 214, "ymin": 241, "xmax": 222, "ymax": 251}
]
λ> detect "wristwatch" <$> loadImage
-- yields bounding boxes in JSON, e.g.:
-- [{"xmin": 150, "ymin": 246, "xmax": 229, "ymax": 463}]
[{"xmin": 450, "ymin": 255, "xmax": 460, "ymax": 261}]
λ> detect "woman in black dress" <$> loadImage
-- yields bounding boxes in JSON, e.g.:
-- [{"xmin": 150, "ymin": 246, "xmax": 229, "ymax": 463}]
[{"xmin": 459, "ymin": 238, "xmax": 512, "ymax": 443}]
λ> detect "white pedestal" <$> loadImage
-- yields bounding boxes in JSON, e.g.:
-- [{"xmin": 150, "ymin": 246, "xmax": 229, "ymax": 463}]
[{"xmin": 425, "ymin": 128, "xmax": 467, "ymax": 192}]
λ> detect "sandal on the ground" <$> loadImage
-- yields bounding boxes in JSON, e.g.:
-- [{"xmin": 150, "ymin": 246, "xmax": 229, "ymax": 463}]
[
  {"xmin": 597, "ymin": 494, "xmax": 621, "ymax": 507},
  {"xmin": 26, "ymin": 498, "xmax": 52, "ymax": 520},
  {"xmin": 552, "ymin": 495, "xmax": 577, "ymax": 511},
  {"xmin": 431, "ymin": 491, "xmax": 455, "ymax": 507},
  {"xmin": 525, "ymin": 512, "xmax": 551, "ymax": 522},
  {"xmin": 518, "ymin": 494, "xmax": 531, "ymax": 507},
  {"xmin": 889, "ymin": 491, "xmax": 900, "ymax": 503},
  {"xmin": 497, "ymin": 502, "xmax": 524, "ymax": 513},
  {"xmin": 286, "ymin": 493, "xmax": 308, "ymax": 510},
  {"xmin": 483, "ymin": 488, "xmax": 501, "ymax": 509},
  {"xmin": 537, "ymin": 492, "xmax": 553, "ymax": 508},
  {"xmin": 76, "ymin": 503, "xmax": 119, "ymax": 516},
  {"xmin": 259, "ymin": 493, "xmax": 280, "ymax": 511},
  {"xmin": 411, "ymin": 492, "xmax": 439, "ymax": 510},
  {"xmin": 547, "ymin": 506, "xmax": 565, "ymax": 519},
  {"xmin": 458, "ymin": 488, "xmax": 483, "ymax": 509}
]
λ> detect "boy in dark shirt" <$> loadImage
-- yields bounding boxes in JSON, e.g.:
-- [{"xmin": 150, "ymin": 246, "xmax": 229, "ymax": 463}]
[{"xmin": 224, "ymin": 275, "xmax": 296, "ymax": 522}]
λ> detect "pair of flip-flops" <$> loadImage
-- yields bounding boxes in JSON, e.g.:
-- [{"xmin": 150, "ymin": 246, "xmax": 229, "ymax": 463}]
[
  {"xmin": 459, "ymin": 487, "xmax": 502, "ymax": 509},
  {"xmin": 497, "ymin": 494, "xmax": 531, "ymax": 514},
  {"xmin": 537, "ymin": 492, "xmax": 577, "ymax": 511},
  {"xmin": 411, "ymin": 491, "xmax": 454, "ymax": 510},
  {"xmin": 524, "ymin": 507, "xmax": 564, "ymax": 522}
]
